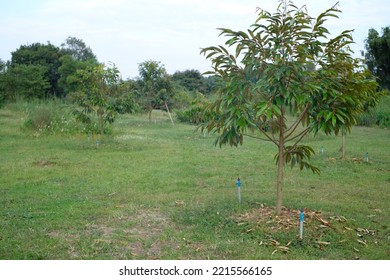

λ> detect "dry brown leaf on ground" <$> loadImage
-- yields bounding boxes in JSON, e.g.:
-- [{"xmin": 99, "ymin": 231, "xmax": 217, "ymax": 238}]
[
  {"xmin": 316, "ymin": 241, "xmax": 331, "ymax": 245},
  {"xmin": 278, "ymin": 246, "xmax": 289, "ymax": 252}
]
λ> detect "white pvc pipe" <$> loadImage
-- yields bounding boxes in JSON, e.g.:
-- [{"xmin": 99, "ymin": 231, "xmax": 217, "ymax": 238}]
[
  {"xmin": 237, "ymin": 178, "xmax": 241, "ymax": 204},
  {"xmin": 299, "ymin": 210, "xmax": 304, "ymax": 239}
]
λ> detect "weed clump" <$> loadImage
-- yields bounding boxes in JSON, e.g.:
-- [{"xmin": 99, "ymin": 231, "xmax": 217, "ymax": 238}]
[{"xmin": 22, "ymin": 100, "xmax": 81, "ymax": 136}]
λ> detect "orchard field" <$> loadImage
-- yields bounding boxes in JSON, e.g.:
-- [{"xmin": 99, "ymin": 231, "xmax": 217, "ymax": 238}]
[{"xmin": 0, "ymin": 104, "xmax": 389, "ymax": 259}]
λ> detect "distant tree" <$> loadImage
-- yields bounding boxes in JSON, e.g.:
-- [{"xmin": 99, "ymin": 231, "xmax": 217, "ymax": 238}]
[
  {"xmin": 0, "ymin": 64, "xmax": 50, "ymax": 100},
  {"xmin": 176, "ymin": 93, "xmax": 213, "ymax": 124},
  {"xmin": 0, "ymin": 59, "xmax": 5, "ymax": 72},
  {"xmin": 204, "ymin": 75, "xmax": 222, "ymax": 94},
  {"xmin": 108, "ymin": 79, "xmax": 139, "ymax": 114},
  {"xmin": 61, "ymin": 36, "xmax": 98, "ymax": 62},
  {"xmin": 0, "ymin": 59, "xmax": 7, "ymax": 105},
  {"xmin": 58, "ymin": 37, "xmax": 99, "ymax": 96},
  {"xmin": 58, "ymin": 54, "xmax": 98, "ymax": 96},
  {"xmin": 10, "ymin": 42, "xmax": 63, "ymax": 97},
  {"xmin": 137, "ymin": 60, "xmax": 175, "ymax": 123},
  {"xmin": 201, "ymin": 1, "xmax": 383, "ymax": 215},
  {"xmin": 172, "ymin": 69, "xmax": 207, "ymax": 93},
  {"xmin": 338, "ymin": 69, "xmax": 385, "ymax": 160},
  {"xmin": 364, "ymin": 27, "xmax": 390, "ymax": 90},
  {"xmin": 70, "ymin": 63, "xmax": 120, "ymax": 137},
  {"xmin": 58, "ymin": 55, "xmax": 84, "ymax": 95}
]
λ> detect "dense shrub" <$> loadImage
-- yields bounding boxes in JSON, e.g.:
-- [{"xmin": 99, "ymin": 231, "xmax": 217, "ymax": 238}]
[
  {"xmin": 176, "ymin": 93, "xmax": 212, "ymax": 125},
  {"xmin": 0, "ymin": 93, "xmax": 5, "ymax": 108},
  {"xmin": 171, "ymin": 89, "xmax": 193, "ymax": 110},
  {"xmin": 176, "ymin": 106, "xmax": 206, "ymax": 125},
  {"xmin": 357, "ymin": 95, "xmax": 390, "ymax": 128},
  {"xmin": 357, "ymin": 110, "xmax": 377, "ymax": 127},
  {"xmin": 108, "ymin": 95, "xmax": 139, "ymax": 114}
]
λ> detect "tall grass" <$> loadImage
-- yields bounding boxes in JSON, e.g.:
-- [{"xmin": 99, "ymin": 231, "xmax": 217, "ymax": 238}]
[{"xmin": 7, "ymin": 99, "xmax": 82, "ymax": 136}]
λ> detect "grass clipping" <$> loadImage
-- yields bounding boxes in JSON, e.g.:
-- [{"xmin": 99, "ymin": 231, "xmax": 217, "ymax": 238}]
[{"xmin": 235, "ymin": 204, "xmax": 378, "ymax": 257}]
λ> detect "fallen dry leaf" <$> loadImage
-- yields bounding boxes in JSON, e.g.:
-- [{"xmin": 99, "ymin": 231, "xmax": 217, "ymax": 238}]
[
  {"xmin": 357, "ymin": 239, "xmax": 368, "ymax": 246},
  {"xmin": 278, "ymin": 246, "xmax": 289, "ymax": 252},
  {"xmin": 316, "ymin": 241, "xmax": 331, "ymax": 245},
  {"xmin": 175, "ymin": 200, "xmax": 185, "ymax": 206},
  {"xmin": 319, "ymin": 218, "xmax": 330, "ymax": 226},
  {"xmin": 330, "ymin": 216, "xmax": 347, "ymax": 222},
  {"xmin": 269, "ymin": 239, "xmax": 280, "ymax": 246}
]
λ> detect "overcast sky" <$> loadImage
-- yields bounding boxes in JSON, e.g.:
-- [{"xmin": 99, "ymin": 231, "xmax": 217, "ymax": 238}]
[{"xmin": 1, "ymin": 0, "xmax": 389, "ymax": 79}]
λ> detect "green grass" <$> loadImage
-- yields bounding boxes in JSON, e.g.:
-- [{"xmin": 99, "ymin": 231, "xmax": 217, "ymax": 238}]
[{"xmin": 0, "ymin": 105, "xmax": 389, "ymax": 259}]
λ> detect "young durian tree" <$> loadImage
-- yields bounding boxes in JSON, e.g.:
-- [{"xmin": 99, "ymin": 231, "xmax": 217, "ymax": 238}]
[{"xmin": 201, "ymin": 1, "xmax": 383, "ymax": 214}]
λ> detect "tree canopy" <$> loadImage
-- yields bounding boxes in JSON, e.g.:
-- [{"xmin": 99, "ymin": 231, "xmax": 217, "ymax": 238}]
[
  {"xmin": 10, "ymin": 42, "xmax": 63, "ymax": 97},
  {"xmin": 0, "ymin": 64, "xmax": 50, "ymax": 100},
  {"xmin": 1, "ymin": 37, "xmax": 100, "ymax": 99},
  {"xmin": 136, "ymin": 60, "xmax": 175, "ymax": 121},
  {"xmin": 70, "ymin": 63, "xmax": 120, "ymax": 136},
  {"xmin": 172, "ymin": 69, "xmax": 207, "ymax": 93},
  {"xmin": 364, "ymin": 27, "xmax": 390, "ymax": 90},
  {"xmin": 61, "ymin": 36, "xmax": 98, "ymax": 62}
]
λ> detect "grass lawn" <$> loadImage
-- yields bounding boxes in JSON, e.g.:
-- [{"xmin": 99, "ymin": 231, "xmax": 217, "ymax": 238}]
[{"xmin": 0, "ymin": 106, "xmax": 389, "ymax": 259}]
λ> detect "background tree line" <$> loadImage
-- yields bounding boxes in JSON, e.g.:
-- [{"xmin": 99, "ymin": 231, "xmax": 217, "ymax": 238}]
[
  {"xmin": 0, "ymin": 36, "xmax": 218, "ymax": 107},
  {"xmin": 0, "ymin": 27, "xmax": 389, "ymax": 130}
]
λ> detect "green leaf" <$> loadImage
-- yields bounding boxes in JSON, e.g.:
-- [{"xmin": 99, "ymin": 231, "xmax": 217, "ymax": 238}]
[{"xmin": 332, "ymin": 115, "xmax": 337, "ymax": 126}]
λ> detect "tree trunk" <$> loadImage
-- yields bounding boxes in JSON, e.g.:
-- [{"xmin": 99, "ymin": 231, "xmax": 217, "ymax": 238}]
[
  {"xmin": 148, "ymin": 109, "xmax": 153, "ymax": 123},
  {"xmin": 164, "ymin": 102, "xmax": 174, "ymax": 126},
  {"xmin": 276, "ymin": 116, "xmax": 285, "ymax": 215},
  {"xmin": 276, "ymin": 141, "xmax": 284, "ymax": 215},
  {"xmin": 97, "ymin": 107, "xmax": 104, "ymax": 137},
  {"xmin": 341, "ymin": 129, "xmax": 346, "ymax": 159}
]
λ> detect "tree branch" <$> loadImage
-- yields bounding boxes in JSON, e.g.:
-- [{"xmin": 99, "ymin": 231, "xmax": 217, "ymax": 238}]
[
  {"xmin": 243, "ymin": 132, "xmax": 278, "ymax": 146},
  {"xmin": 285, "ymin": 126, "xmax": 312, "ymax": 153},
  {"xmin": 284, "ymin": 103, "xmax": 311, "ymax": 140},
  {"xmin": 256, "ymin": 120, "xmax": 280, "ymax": 144}
]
